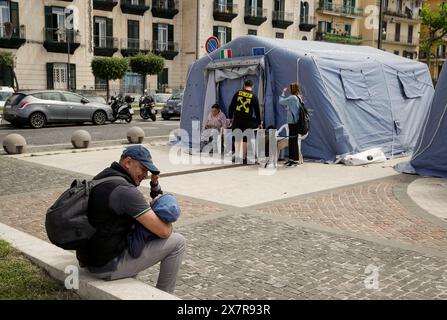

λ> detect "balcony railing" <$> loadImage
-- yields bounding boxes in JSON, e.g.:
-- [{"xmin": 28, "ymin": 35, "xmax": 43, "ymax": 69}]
[
  {"xmin": 316, "ymin": 30, "xmax": 362, "ymax": 45},
  {"xmin": 272, "ymin": 11, "xmax": 294, "ymax": 29},
  {"xmin": 318, "ymin": 1, "xmax": 363, "ymax": 17},
  {"xmin": 120, "ymin": 38, "xmax": 151, "ymax": 56},
  {"xmin": 0, "ymin": 24, "xmax": 26, "ymax": 49},
  {"xmin": 299, "ymin": 15, "xmax": 317, "ymax": 31},
  {"xmin": 153, "ymin": 40, "xmax": 179, "ymax": 60},
  {"xmin": 121, "ymin": 0, "xmax": 150, "ymax": 15},
  {"xmin": 151, "ymin": 0, "xmax": 179, "ymax": 19},
  {"xmin": 93, "ymin": 0, "xmax": 119, "ymax": 11},
  {"xmin": 43, "ymin": 28, "xmax": 81, "ymax": 54},
  {"xmin": 244, "ymin": 6, "xmax": 268, "ymax": 26},
  {"xmin": 94, "ymin": 35, "xmax": 119, "ymax": 56},
  {"xmin": 382, "ymin": 33, "xmax": 418, "ymax": 46},
  {"xmin": 384, "ymin": 8, "xmax": 420, "ymax": 21},
  {"xmin": 213, "ymin": 1, "xmax": 238, "ymax": 22}
]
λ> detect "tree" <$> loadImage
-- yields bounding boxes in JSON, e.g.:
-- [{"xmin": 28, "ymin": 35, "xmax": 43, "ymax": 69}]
[
  {"xmin": 91, "ymin": 57, "xmax": 129, "ymax": 102},
  {"xmin": 420, "ymin": 3, "xmax": 447, "ymax": 78},
  {"xmin": 0, "ymin": 51, "xmax": 18, "ymax": 90},
  {"xmin": 129, "ymin": 53, "xmax": 165, "ymax": 94}
]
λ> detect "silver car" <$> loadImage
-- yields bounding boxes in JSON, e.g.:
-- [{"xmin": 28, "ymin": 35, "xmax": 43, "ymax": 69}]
[{"xmin": 3, "ymin": 90, "xmax": 114, "ymax": 129}]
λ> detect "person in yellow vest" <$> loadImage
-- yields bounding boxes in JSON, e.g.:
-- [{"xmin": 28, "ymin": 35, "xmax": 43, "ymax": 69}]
[{"xmin": 228, "ymin": 79, "xmax": 262, "ymax": 164}]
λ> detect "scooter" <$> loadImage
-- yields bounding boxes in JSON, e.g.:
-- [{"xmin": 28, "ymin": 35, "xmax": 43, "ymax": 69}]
[
  {"xmin": 110, "ymin": 94, "xmax": 134, "ymax": 123},
  {"xmin": 139, "ymin": 90, "xmax": 157, "ymax": 122}
]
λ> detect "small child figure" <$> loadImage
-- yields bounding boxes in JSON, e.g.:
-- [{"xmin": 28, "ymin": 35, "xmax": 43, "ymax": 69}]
[{"xmin": 127, "ymin": 193, "xmax": 181, "ymax": 258}]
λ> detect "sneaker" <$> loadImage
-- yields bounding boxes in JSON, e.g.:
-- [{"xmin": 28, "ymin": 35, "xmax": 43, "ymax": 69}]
[{"xmin": 285, "ymin": 161, "xmax": 298, "ymax": 168}]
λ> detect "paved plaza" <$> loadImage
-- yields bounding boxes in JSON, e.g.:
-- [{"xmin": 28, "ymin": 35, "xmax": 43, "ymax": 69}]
[{"xmin": 1, "ymin": 144, "xmax": 447, "ymax": 299}]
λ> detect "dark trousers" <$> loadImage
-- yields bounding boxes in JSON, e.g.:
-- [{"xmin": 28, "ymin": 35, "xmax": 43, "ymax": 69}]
[{"xmin": 288, "ymin": 123, "xmax": 299, "ymax": 161}]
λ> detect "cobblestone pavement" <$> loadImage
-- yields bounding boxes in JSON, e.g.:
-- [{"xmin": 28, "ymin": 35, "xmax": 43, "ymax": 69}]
[
  {"xmin": 255, "ymin": 175, "xmax": 447, "ymax": 251},
  {"xmin": 1, "ymin": 156, "xmax": 447, "ymax": 299}
]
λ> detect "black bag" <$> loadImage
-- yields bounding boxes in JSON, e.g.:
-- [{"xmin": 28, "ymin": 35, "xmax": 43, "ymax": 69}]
[
  {"xmin": 297, "ymin": 97, "xmax": 310, "ymax": 135},
  {"xmin": 45, "ymin": 176, "xmax": 126, "ymax": 250}
]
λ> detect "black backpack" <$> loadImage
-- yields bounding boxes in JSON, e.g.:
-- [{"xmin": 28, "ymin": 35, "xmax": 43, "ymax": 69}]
[
  {"xmin": 297, "ymin": 96, "xmax": 310, "ymax": 135},
  {"xmin": 45, "ymin": 176, "xmax": 126, "ymax": 250}
]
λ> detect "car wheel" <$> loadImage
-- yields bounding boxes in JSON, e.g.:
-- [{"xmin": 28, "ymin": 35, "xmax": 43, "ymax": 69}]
[
  {"xmin": 29, "ymin": 112, "xmax": 46, "ymax": 129},
  {"xmin": 93, "ymin": 110, "xmax": 107, "ymax": 125}
]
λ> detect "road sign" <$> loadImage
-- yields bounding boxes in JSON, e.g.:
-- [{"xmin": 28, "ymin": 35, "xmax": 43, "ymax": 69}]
[{"xmin": 205, "ymin": 36, "xmax": 219, "ymax": 54}]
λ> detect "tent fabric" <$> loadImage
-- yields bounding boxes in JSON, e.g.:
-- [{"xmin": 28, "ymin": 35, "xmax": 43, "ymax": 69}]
[
  {"xmin": 395, "ymin": 65, "xmax": 447, "ymax": 178},
  {"xmin": 180, "ymin": 36, "xmax": 434, "ymax": 162}
]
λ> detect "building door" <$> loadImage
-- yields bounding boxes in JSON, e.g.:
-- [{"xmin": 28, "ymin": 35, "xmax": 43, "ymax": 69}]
[{"xmin": 53, "ymin": 63, "xmax": 68, "ymax": 90}]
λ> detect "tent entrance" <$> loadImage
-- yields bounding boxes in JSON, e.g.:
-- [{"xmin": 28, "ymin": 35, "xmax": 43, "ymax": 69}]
[{"xmin": 203, "ymin": 57, "xmax": 266, "ymax": 127}]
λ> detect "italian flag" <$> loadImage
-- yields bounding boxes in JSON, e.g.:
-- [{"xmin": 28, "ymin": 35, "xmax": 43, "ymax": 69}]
[{"xmin": 220, "ymin": 49, "xmax": 232, "ymax": 59}]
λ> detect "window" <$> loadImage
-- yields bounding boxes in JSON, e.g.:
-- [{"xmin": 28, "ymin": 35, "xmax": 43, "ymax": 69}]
[
  {"xmin": 248, "ymin": 29, "xmax": 257, "ymax": 35},
  {"xmin": 94, "ymin": 17, "xmax": 106, "ymax": 48},
  {"xmin": 275, "ymin": 32, "xmax": 284, "ymax": 39},
  {"xmin": 300, "ymin": 1, "xmax": 309, "ymax": 23},
  {"xmin": 340, "ymin": 69, "xmax": 370, "ymax": 100},
  {"xmin": 318, "ymin": 21, "xmax": 332, "ymax": 33},
  {"xmin": 408, "ymin": 25, "xmax": 413, "ymax": 44},
  {"xmin": 396, "ymin": 0, "xmax": 402, "ymax": 11},
  {"xmin": 0, "ymin": 1, "xmax": 10, "ymax": 38},
  {"xmin": 382, "ymin": 21, "xmax": 387, "ymax": 40},
  {"xmin": 395, "ymin": 23, "xmax": 400, "ymax": 42},
  {"xmin": 158, "ymin": 68, "xmax": 169, "ymax": 92},
  {"xmin": 158, "ymin": 23, "xmax": 168, "ymax": 50},
  {"xmin": 95, "ymin": 77, "xmax": 107, "ymax": 90},
  {"xmin": 63, "ymin": 92, "xmax": 83, "ymax": 103},
  {"xmin": 128, "ymin": 20, "xmax": 139, "ymax": 50},
  {"xmin": 302, "ymin": 36, "xmax": 307, "ymax": 40},
  {"xmin": 46, "ymin": 63, "xmax": 76, "ymax": 90},
  {"xmin": 213, "ymin": 26, "xmax": 232, "ymax": 45},
  {"xmin": 217, "ymin": 0, "xmax": 227, "ymax": 12},
  {"xmin": 344, "ymin": 24, "xmax": 351, "ymax": 36},
  {"xmin": 41, "ymin": 92, "xmax": 63, "ymax": 101},
  {"xmin": 153, "ymin": 23, "xmax": 174, "ymax": 51},
  {"xmin": 394, "ymin": 50, "xmax": 399, "ymax": 55},
  {"xmin": 122, "ymin": 72, "xmax": 143, "ymax": 94}
]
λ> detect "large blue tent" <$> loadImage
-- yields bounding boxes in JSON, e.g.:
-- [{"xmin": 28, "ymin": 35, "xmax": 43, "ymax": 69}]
[
  {"xmin": 180, "ymin": 36, "xmax": 434, "ymax": 162},
  {"xmin": 396, "ymin": 64, "xmax": 447, "ymax": 178}
]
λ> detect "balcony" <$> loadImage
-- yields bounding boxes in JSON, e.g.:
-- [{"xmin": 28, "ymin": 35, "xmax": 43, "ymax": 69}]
[
  {"xmin": 152, "ymin": 40, "xmax": 178, "ymax": 60},
  {"xmin": 94, "ymin": 36, "xmax": 119, "ymax": 56},
  {"xmin": 121, "ymin": 0, "xmax": 150, "ymax": 16},
  {"xmin": 317, "ymin": 1, "xmax": 363, "ymax": 18},
  {"xmin": 213, "ymin": 1, "xmax": 238, "ymax": 22},
  {"xmin": 272, "ymin": 11, "xmax": 294, "ymax": 29},
  {"xmin": 151, "ymin": 0, "xmax": 179, "ymax": 19},
  {"xmin": 299, "ymin": 16, "xmax": 317, "ymax": 31},
  {"xmin": 316, "ymin": 31, "xmax": 362, "ymax": 45},
  {"xmin": 120, "ymin": 38, "xmax": 150, "ymax": 56},
  {"xmin": 382, "ymin": 33, "xmax": 418, "ymax": 46},
  {"xmin": 43, "ymin": 28, "xmax": 80, "ymax": 54},
  {"xmin": 0, "ymin": 24, "xmax": 26, "ymax": 49},
  {"xmin": 244, "ymin": 7, "xmax": 267, "ymax": 26},
  {"xmin": 384, "ymin": 8, "xmax": 420, "ymax": 22},
  {"xmin": 93, "ymin": 0, "xmax": 119, "ymax": 11}
]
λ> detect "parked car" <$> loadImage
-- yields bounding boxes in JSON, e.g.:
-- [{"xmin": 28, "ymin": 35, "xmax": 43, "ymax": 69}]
[
  {"xmin": 2, "ymin": 90, "xmax": 114, "ymax": 128},
  {"xmin": 153, "ymin": 93, "xmax": 172, "ymax": 110},
  {"xmin": 0, "ymin": 87, "xmax": 14, "ymax": 108},
  {"xmin": 83, "ymin": 95, "xmax": 108, "ymax": 105},
  {"xmin": 161, "ymin": 91, "xmax": 183, "ymax": 120}
]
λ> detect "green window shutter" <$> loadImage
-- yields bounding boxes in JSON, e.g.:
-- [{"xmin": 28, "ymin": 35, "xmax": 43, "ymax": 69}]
[
  {"xmin": 70, "ymin": 64, "xmax": 76, "ymax": 90},
  {"xmin": 107, "ymin": 18, "xmax": 113, "ymax": 48},
  {"xmin": 227, "ymin": 27, "xmax": 232, "ymax": 42},
  {"xmin": 46, "ymin": 63, "xmax": 54, "ymax": 90},
  {"xmin": 153, "ymin": 23, "xmax": 158, "ymax": 50},
  {"xmin": 44, "ymin": 6, "xmax": 52, "ymax": 41},
  {"xmin": 168, "ymin": 24, "xmax": 174, "ymax": 42}
]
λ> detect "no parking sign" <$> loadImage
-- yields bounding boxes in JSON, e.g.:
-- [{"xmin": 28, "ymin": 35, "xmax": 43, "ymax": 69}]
[{"xmin": 205, "ymin": 36, "xmax": 220, "ymax": 54}]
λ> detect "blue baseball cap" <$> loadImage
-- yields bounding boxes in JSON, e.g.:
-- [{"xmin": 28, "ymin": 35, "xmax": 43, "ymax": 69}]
[
  {"xmin": 151, "ymin": 194, "xmax": 181, "ymax": 223},
  {"xmin": 122, "ymin": 145, "xmax": 160, "ymax": 174}
]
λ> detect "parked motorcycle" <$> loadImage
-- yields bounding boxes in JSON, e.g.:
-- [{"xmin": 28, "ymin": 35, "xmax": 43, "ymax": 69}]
[
  {"xmin": 139, "ymin": 90, "xmax": 157, "ymax": 122},
  {"xmin": 110, "ymin": 94, "xmax": 134, "ymax": 123}
]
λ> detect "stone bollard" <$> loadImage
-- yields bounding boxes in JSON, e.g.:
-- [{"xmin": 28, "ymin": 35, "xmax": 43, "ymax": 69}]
[
  {"xmin": 71, "ymin": 130, "xmax": 91, "ymax": 149},
  {"xmin": 127, "ymin": 126, "xmax": 145, "ymax": 144},
  {"xmin": 3, "ymin": 133, "xmax": 27, "ymax": 154}
]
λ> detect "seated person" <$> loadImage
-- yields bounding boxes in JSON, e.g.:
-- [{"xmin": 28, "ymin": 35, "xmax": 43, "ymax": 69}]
[
  {"xmin": 201, "ymin": 103, "xmax": 229, "ymax": 151},
  {"xmin": 127, "ymin": 194, "xmax": 181, "ymax": 259}
]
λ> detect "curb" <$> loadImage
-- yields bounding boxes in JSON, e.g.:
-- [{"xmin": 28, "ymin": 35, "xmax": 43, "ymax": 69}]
[{"xmin": 0, "ymin": 222, "xmax": 180, "ymax": 300}]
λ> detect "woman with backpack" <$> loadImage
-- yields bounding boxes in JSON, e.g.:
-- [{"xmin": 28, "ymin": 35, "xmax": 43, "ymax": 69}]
[{"xmin": 279, "ymin": 82, "xmax": 304, "ymax": 167}]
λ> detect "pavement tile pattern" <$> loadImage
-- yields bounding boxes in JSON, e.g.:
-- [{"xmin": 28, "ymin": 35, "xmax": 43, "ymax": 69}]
[
  {"xmin": 256, "ymin": 175, "xmax": 447, "ymax": 251},
  {"xmin": 2, "ymin": 156, "xmax": 447, "ymax": 299}
]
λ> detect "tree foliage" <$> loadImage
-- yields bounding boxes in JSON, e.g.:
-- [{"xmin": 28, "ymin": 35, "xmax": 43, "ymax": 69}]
[
  {"xmin": 91, "ymin": 57, "xmax": 129, "ymax": 81},
  {"xmin": 420, "ymin": 3, "xmax": 447, "ymax": 67},
  {"xmin": 0, "ymin": 51, "xmax": 14, "ymax": 68},
  {"xmin": 129, "ymin": 53, "xmax": 165, "ymax": 77}
]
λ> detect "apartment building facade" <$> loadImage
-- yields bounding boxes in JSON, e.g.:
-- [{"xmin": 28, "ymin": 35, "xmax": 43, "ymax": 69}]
[{"xmin": 361, "ymin": 0, "xmax": 422, "ymax": 59}]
